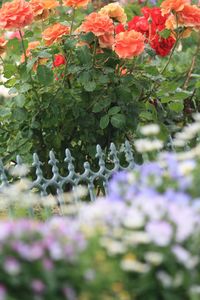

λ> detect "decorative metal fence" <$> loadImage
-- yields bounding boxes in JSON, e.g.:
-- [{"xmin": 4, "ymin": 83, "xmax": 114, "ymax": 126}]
[{"xmin": 0, "ymin": 141, "xmax": 136, "ymax": 204}]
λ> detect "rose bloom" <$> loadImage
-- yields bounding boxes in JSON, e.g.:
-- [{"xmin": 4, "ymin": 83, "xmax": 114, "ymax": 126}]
[
  {"xmin": 81, "ymin": 12, "xmax": 114, "ymax": 37},
  {"xmin": 161, "ymin": 0, "xmax": 190, "ymax": 15},
  {"xmin": 165, "ymin": 14, "xmax": 192, "ymax": 38},
  {"xmin": 30, "ymin": 0, "xmax": 49, "ymax": 21},
  {"xmin": 179, "ymin": 4, "xmax": 200, "ymax": 29},
  {"xmin": 62, "ymin": 0, "xmax": 90, "ymax": 8},
  {"xmin": 0, "ymin": 0, "xmax": 33, "ymax": 30},
  {"xmin": 98, "ymin": 33, "xmax": 114, "ymax": 49},
  {"xmin": 21, "ymin": 41, "xmax": 40, "ymax": 63},
  {"xmin": 0, "ymin": 36, "xmax": 7, "ymax": 55},
  {"xmin": 53, "ymin": 54, "xmax": 66, "ymax": 67},
  {"xmin": 42, "ymin": 23, "xmax": 70, "ymax": 46},
  {"xmin": 150, "ymin": 35, "xmax": 175, "ymax": 56},
  {"xmin": 113, "ymin": 30, "xmax": 145, "ymax": 59},
  {"xmin": 99, "ymin": 3, "xmax": 127, "ymax": 24},
  {"xmin": 42, "ymin": 0, "xmax": 59, "ymax": 9}
]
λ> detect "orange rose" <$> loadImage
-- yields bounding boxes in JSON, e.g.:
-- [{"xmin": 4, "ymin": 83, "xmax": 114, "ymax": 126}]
[
  {"xmin": 62, "ymin": 0, "xmax": 90, "ymax": 8},
  {"xmin": 0, "ymin": 0, "xmax": 33, "ymax": 30},
  {"xmin": 161, "ymin": 0, "xmax": 190, "ymax": 15},
  {"xmin": 98, "ymin": 33, "xmax": 114, "ymax": 49},
  {"xmin": 113, "ymin": 30, "xmax": 145, "ymax": 59},
  {"xmin": 42, "ymin": 0, "xmax": 59, "ymax": 9},
  {"xmin": 81, "ymin": 12, "xmax": 114, "ymax": 37},
  {"xmin": 99, "ymin": 3, "xmax": 127, "ymax": 24},
  {"xmin": 0, "ymin": 35, "xmax": 7, "ymax": 55},
  {"xmin": 30, "ymin": 0, "xmax": 49, "ymax": 21},
  {"xmin": 42, "ymin": 23, "xmax": 70, "ymax": 46},
  {"xmin": 165, "ymin": 14, "xmax": 192, "ymax": 37},
  {"xmin": 21, "ymin": 41, "xmax": 40, "ymax": 62},
  {"xmin": 179, "ymin": 4, "xmax": 200, "ymax": 29}
]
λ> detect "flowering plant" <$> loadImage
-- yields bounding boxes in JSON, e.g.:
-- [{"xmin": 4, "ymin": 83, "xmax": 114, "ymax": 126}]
[
  {"xmin": 1, "ymin": 146, "xmax": 200, "ymax": 299},
  {"xmin": 0, "ymin": 0, "xmax": 200, "ymax": 167}
]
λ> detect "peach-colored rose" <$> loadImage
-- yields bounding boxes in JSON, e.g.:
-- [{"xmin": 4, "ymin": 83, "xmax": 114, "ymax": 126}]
[
  {"xmin": 113, "ymin": 30, "xmax": 145, "ymax": 59},
  {"xmin": 81, "ymin": 12, "xmax": 114, "ymax": 37},
  {"xmin": 99, "ymin": 3, "xmax": 127, "ymax": 24},
  {"xmin": 42, "ymin": 23, "xmax": 70, "ymax": 46},
  {"xmin": 0, "ymin": 36, "xmax": 7, "ymax": 55},
  {"xmin": 62, "ymin": 0, "xmax": 90, "ymax": 8},
  {"xmin": 161, "ymin": 0, "xmax": 190, "ymax": 15},
  {"xmin": 0, "ymin": 0, "xmax": 33, "ymax": 30},
  {"xmin": 165, "ymin": 14, "xmax": 192, "ymax": 37},
  {"xmin": 30, "ymin": 0, "xmax": 49, "ymax": 21},
  {"xmin": 21, "ymin": 41, "xmax": 40, "ymax": 62},
  {"xmin": 98, "ymin": 33, "xmax": 114, "ymax": 49},
  {"xmin": 42, "ymin": 0, "xmax": 59, "ymax": 9},
  {"xmin": 179, "ymin": 4, "xmax": 200, "ymax": 29}
]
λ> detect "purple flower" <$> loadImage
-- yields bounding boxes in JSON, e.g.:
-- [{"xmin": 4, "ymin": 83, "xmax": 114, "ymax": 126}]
[
  {"xmin": 0, "ymin": 284, "xmax": 6, "ymax": 300},
  {"xmin": 31, "ymin": 279, "xmax": 45, "ymax": 294},
  {"xmin": 3, "ymin": 257, "xmax": 21, "ymax": 275},
  {"xmin": 146, "ymin": 221, "xmax": 173, "ymax": 246}
]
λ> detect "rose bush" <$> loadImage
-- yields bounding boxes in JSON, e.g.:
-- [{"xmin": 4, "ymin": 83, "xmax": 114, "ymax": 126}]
[{"xmin": 0, "ymin": 0, "xmax": 199, "ymax": 171}]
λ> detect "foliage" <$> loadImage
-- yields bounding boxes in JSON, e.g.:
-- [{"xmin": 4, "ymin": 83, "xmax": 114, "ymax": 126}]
[{"xmin": 0, "ymin": 0, "xmax": 199, "ymax": 170}]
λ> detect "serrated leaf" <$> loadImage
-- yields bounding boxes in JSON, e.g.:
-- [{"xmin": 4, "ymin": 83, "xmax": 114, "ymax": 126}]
[
  {"xmin": 37, "ymin": 65, "xmax": 54, "ymax": 86},
  {"xmin": 110, "ymin": 114, "xmax": 125, "ymax": 128},
  {"xmin": 108, "ymin": 106, "xmax": 121, "ymax": 116},
  {"xmin": 168, "ymin": 101, "xmax": 184, "ymax": 112},
  {"xmin": 159, "ymin": 29, "xmax": 171, "ymax": 39},
  {"xmin": 100, "ymin": 115, "xmax": 109, "ymax": 129},
  {"xmin": 84, "ymin": 81, "xmax": 96, "ymax": 92}
]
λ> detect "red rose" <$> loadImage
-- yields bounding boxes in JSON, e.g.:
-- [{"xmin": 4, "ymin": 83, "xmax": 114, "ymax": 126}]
[
  {"xmin": 115, "ymin": 23, "xmax": 125, "ymax": 34},
  {"xmin": 150, "ymin": 35, "xmax": 175, "ymax": 57},
  {"xmin": 128, "ymin": 16, "xmax": 149, "ymax": 34},
  {"xmin": 53, "ymin": 54, "xmax": 66, "ymax": 67}
]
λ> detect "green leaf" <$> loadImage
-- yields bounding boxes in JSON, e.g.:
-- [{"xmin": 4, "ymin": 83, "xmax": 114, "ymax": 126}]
[
  {"xmin": 19, "ymin": 83, "xmax": 32, "ymax": 93},
  {"xmin": 0, "ymin": 108, "xmax": 11, "ymax": 120},
  {"xmin": 3, "ymin": 64, "xmax": 17, "ymax": 79},
  {"xmin": 168, "ymin": 101, "xmax": 184, "ymax": 112},
  {"xmin": 92, "ymin": 99, "xmax": 111, "ymax": 113},
  {"xmin": 110, "ymin": 113, "xmax": 126, "ymax": 128},
  {"xmin": 80, "ymin": 32, "xmax": 95, "ymax": 44},
  {"xmin": 37, "ymin": 65, "xmax": 54, "ymax": 86},
  {"xmin": 84, "ymin": 81, "xmax": 96, "ymax": 92},
  {"xmin": 108, "ymin": 106, "xmax": 121, "ymax": 116},
  {"xmin": 100, "ymin": 115, "xmax": 109, "ymax": 129},
  {"xmin": 144, "ymin": 66, "xmax": 159, "ymax": 76},
  {"xmin": 14, "ymin": 95, "xmax": 26, "ymax": 107},
  {"xmin": 159, "ymin": 29, "xmax": 171, "ymax": 39}
]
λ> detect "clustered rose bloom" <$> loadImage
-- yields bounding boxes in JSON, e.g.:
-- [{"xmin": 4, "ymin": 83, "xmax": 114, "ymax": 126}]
[
  {"xmin": 161, "ymin": 0, "xmax": 190, "ymax": 14},
  {"xmin": 81, "ymin": 12, "xmax": 114, "ymax": 37},
  {"xmin": 0, "ymin": 0, "xmax": 33, "ymax": 30},
  {"xmin": 21, "ymin": 40, "xmax": 40, "ymax": 62},
  {"xmin": 99, "ymin": 2, "xmax": 127, "ymax": 24},
  {"xmin": 161, "ymin": 0, "xmax": 200, "ymax": 31},
  {"xmin": 63, "ymin": 0, "xmax": 90, "ymax": 8},
  {"xmin": 113, "ymin": 30, "xmax": 145, "ymax": 59},
  {"xmin": 0, "ymin": 36, "xmax": 7, "ymax": 55},
  {"xmin": 30, "ymin": 0, "xmax": 49, "ymax": 21},
  {"xmin": 116, "ymin": 7, "xmax": 175, "ymax": 57},
  {"xmin": 53, "ymin": 54, "xmax": 66, "ymax": 67},
  {"xmin": 42, "ymin": 23, "xmax": 70, "ymax": 46}
]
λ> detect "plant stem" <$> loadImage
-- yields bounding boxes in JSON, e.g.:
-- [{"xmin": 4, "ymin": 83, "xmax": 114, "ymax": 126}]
[
  {"xmin": 92, "ymin": 38, "xmax": 98, "ymax": 67},
  {"xmin": 160, "ymin": 36, "xmax": 180, "ymax": 75},
  {"xmin": 19, "ymin": 29, "xmax": 27, "ymax": 64},
  {"xmin": 183, "ymin": 35, "xmax": 200, "ymax": 89},
  {"xmin": 70, "ymin": 8, "xmax": 75, "ymax": 35},
  {"xmin": 0, "ymin": 56, "xmax": 4, "ymax": 64}
]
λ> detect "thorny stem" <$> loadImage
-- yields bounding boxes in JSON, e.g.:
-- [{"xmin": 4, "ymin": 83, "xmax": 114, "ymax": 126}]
[
  {"xmin": 183, "ymin": 35, "xmax": 200, "ymax": 89},
  {"xmin": 19, "ymin": 29, "xmax": 27, "ymax": 64},
  {"xmin": 160, "ymin": 35, "xmax": 180, "ymax": 75},
  {"xmin": 70, "ymin": 8, "xmax": 75, "ymax": 35},
  {"xmin": 92, "ymin": 38, "xmax": 98, "ymax": 67}
]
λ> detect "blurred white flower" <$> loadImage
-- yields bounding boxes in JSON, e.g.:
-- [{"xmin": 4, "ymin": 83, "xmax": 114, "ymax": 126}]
[
  {"xmin": 121, "ymin": 258, "xmax": 150, "ymax": 273},
  {"xmin": 144, "ymin": 252, "xmax": 163, "ymax": 266},
  {"xmin": 135, "ymin": 139, "xmax": 163, "ymax": 153},
  {"xmin": 140, "ymin": 124, "xmax": 160, "ymax": 136}
]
